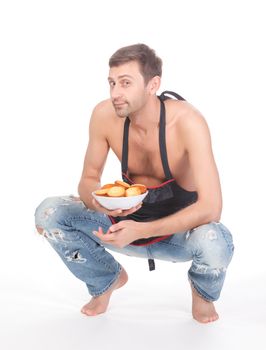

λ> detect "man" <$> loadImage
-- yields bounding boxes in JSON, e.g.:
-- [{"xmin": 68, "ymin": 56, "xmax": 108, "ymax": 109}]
[{"xmin": 35, "ymin": 43, "xmax": 234, "ymax": 323}]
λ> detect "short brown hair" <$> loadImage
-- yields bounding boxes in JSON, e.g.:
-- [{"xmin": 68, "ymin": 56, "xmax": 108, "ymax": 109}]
[{"xmin": 109, "ymin": 43, "xmax": 162, "ymax": 84}]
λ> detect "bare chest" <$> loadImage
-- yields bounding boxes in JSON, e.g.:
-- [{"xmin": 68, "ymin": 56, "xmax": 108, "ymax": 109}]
[
  {"xmin": 128, "ymin": 131, "xmax": 177, "ymax": 177},
  {"xmin": 109, "ymin": 124, "xmax": 193, "ymax": 188}
]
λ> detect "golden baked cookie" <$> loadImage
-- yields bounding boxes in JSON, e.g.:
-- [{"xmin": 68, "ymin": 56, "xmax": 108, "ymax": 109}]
[
  {"xmin": 94, "ymin": 188, "xmax": 109, "ymax": 196},
  {"xmin": 107, "ymin": 186, "xmax": 126, "ymax": 197},
  {"xmin": 131, "ymin": 184, "xmax": 147, "ymax": 194},
  {"xmin": 94, "ymin": 180, "xmax": 147, "ymax": 197},
  {"xmin": 114, "ymin": 180, "xmax": 131, "ymax": 189},
  {"xmin": 125, "ymin": 187, "xmax": 141, "ymax": 197},
  {"xmin": 102, "ymin": 183, "xmax": 115, "ymax": 189}
]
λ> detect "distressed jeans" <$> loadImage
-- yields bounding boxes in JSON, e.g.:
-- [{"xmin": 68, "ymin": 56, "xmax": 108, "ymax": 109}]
[{"xmin": 34, "ymin": 195, "xmax": 234, "ymax": 301}]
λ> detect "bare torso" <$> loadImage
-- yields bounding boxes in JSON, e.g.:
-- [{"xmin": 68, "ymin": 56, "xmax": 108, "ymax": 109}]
[{"xmin": 104, "ymin": 98, "xmax": 196, "ymax": 191}]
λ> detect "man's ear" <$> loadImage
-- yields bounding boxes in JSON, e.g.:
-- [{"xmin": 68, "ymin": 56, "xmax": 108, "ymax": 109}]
[{"xmin": 148, "ymin": 76, "xmax": 161, "ymax": 95}]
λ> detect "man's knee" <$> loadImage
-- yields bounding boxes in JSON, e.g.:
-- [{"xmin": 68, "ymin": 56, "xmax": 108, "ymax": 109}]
[
  {"xmin": 34, "ymin": 196, "xmax": 69, "ymax": 232},
  {"xmin": 36, "ymin": 225, "xmax": 44, "ymax": 235},
  {"xmin": 34, "ymin": 195, "xmax": 88, "ymax": 233},
  {"xmin": 35, "ymin": 196, "xmax": 58, "ymax": 221},
  {"xmin": 187, "ymin": 222, "xmax": 234, "ymax": 268}
]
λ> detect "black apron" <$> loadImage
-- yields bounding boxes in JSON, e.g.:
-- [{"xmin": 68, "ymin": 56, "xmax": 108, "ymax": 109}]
[{"xmin": 109, "ymin": 91, "xmax": 198, "ymax": 270}]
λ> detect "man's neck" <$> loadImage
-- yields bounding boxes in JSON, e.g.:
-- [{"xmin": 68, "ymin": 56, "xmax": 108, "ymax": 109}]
[{"xmin": 129, "ymin": 95, "xmax": 160, "ymax": 134}]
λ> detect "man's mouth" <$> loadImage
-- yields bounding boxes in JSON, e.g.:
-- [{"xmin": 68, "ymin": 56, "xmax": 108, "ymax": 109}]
[{"xmin": 114, "ymin": 102, "xmax": 127, "ymax": 108}]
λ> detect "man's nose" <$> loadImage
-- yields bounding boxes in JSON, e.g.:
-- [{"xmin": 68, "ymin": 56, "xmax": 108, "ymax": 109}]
[{"xmin": 111, "ymin": 85, "xmax": 123, "ymax": 100}]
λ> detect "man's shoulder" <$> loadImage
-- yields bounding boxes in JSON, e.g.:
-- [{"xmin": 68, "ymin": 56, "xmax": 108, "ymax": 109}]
[
  {"xmin": 165, "ymin": 100, "xmax": 210, "ymax": 147},
  {"xmin": 92, "ymin": 98, "xmax": 114, "ymax": 116},
  {"xmin": 89, "ymin": 99, "xmax": 117, "ymax": 126},
  {"xmin": 166, "ymin": 98, "xmax": 206, "ymax": 129}
]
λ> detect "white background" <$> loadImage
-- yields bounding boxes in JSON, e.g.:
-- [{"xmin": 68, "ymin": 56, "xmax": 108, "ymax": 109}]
[{"xmin": 0, "ymin": 0, "xmax": 265, "ymax": 349}]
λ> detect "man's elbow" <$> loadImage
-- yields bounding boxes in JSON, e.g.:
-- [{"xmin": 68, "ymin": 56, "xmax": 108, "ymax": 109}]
[
  {"xmin": 199, "ymin": 199, "xmax": 222, "ymax": 223},
  {"xmin": 205, "ymin": 202, "xmax": 222, "ymax": 222}
]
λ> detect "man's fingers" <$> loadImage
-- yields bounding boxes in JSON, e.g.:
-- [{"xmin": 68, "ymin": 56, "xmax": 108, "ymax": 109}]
[
  {"xmin": 92, "ymin": 226, "xmax": 104, "ymax": 238},
  {"xmin": 98, "ymin": 232, "xmax": 115, "ymax": 241},
  {"xmin": 93, "ymin": 227, "xmax": 116, "ymax": 241},
  {"xmin": 122, "ymin": 203, "xmax": 142, "ymax": 215},
  {"xmin": 109, "ymin": 222, "xmax": 123, "ymax": 232},
  {"xmin": 110, "ymin": 209, "xmax": 123, "ymax": 216}
]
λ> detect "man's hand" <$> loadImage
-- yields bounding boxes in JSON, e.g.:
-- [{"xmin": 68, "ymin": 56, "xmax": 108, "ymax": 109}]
[
  {"xmin": 93, "ymin": 220, "xmax": 146, "ymax": 248},
  {"xmin": 92, "ymin": 198, "xmax": 142, "ymax": 217}
]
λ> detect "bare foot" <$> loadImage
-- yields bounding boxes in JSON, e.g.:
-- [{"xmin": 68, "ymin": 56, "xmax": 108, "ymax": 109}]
[
  {"xmin": 81, "ymin": 267, "xmax": 128, "ymax": 316},
  {"xmin": 191, "ymin": 284, "xmax": 219, "ymax": 323}
]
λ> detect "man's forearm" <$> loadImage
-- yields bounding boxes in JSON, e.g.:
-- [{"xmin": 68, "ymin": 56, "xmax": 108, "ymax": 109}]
[
  {"xmin": 78, "ymin": 177, "xmax": 100, "ymax": 210},
  {"xmin": 142, "ymin": 202, "xmax": 220, "ymax": 238}
]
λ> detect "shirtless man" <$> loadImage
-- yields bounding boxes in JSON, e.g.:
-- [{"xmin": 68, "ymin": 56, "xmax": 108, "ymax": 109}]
[{"xmin": 35, "ymin": 43, "xmax": 234, "ymax": 323}]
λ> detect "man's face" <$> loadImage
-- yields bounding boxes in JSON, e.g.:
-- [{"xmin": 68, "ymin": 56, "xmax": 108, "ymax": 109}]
[{"xmin": 108, "ymin": 61, "xmax": 149, "ymax": 118}]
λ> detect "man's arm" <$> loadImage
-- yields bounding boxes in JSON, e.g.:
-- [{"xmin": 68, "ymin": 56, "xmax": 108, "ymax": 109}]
[
  {"xmin": 144, "ymin": 108, "xmax": 222, "ymax": 237},
  {"xmin": 78, "ymin": 102, "xmax": 144, "ymax": 218},
  {"xmin": 78, "ymin": 103, "xmax": 110, "ymax": 209}
]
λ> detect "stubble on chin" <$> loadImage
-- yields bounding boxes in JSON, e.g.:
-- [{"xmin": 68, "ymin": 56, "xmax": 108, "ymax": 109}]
[
  {"xmin": 115, "ymin": 111, "xmax": 128, "ymax": 118},
  {"xmin": 113, "ymin": 105, "xmax": 129, "ymax": 118}
]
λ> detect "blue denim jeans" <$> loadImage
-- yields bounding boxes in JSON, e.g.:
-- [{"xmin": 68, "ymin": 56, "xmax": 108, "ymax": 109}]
[{"xmin": 34, "ymin": 195, "xmax": 234, "ymax": 301}]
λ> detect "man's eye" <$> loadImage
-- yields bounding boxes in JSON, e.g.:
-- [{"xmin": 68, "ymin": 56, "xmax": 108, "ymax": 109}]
[{"xmin": 122, "ymin": 81, "xmax": 131, "ymax": 87}]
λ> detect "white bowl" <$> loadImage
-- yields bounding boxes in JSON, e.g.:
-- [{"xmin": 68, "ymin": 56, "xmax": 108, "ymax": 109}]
[{"xmin": 91, "ymin": 191, "xmax": 148, "ymax": 210}]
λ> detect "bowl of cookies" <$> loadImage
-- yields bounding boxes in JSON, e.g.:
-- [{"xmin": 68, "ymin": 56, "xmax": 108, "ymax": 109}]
[{"xmin": 92, "ymin": 180, "xmax": 148, "ymax": 210}]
